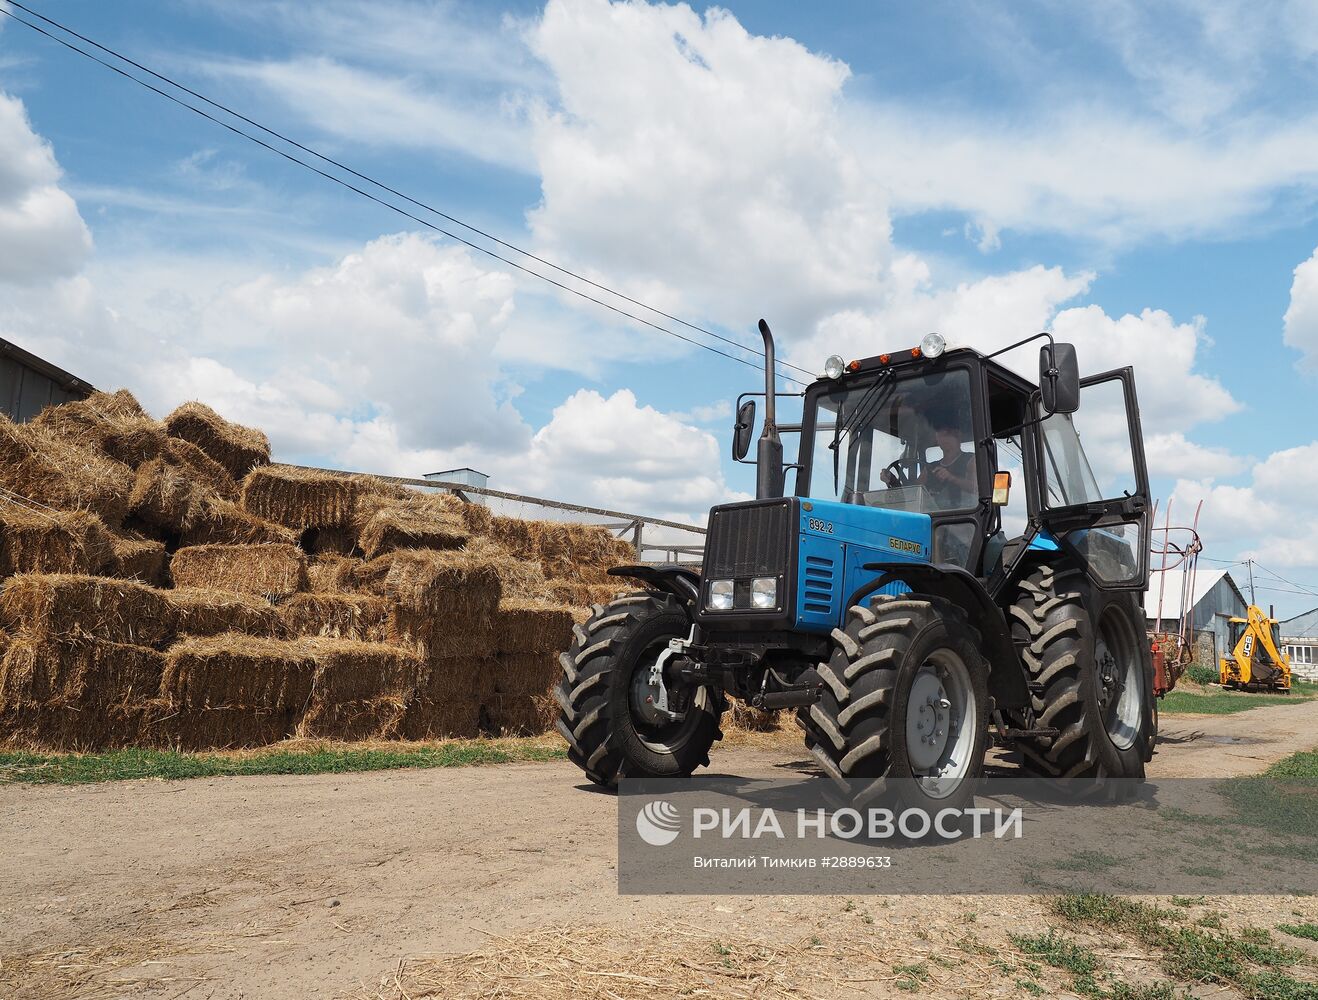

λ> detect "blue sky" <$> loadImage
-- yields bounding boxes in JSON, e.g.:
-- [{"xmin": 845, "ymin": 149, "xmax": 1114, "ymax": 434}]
[{"xmin": 2, "ymin": 0, "xmax": 1318, "ymax": 614}]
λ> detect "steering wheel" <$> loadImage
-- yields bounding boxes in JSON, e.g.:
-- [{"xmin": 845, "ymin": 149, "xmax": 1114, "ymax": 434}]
[{"xmin": 883, "ymin": 459, "xmax": 910, "ymax": 488}]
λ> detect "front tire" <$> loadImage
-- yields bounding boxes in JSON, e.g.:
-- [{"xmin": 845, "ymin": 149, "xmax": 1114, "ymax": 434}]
[
  {"xmin": 797, "ymin": 595, "xmax": 989, "ymax": 811},
  {"xmin": 555, "ymin": 591, "xmax": 723, "ymax": 788}
]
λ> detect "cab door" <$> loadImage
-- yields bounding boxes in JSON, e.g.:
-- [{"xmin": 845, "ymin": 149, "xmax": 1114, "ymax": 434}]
[{"xmin": 1031, "ymin": 368, "xmax": 1150, "ymax": 591}]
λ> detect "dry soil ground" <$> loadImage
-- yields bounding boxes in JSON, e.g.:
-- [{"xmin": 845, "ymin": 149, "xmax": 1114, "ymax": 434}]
[{"xmin": 2, "ymin": 699, "xmax": 1317, "ymax": 1000}]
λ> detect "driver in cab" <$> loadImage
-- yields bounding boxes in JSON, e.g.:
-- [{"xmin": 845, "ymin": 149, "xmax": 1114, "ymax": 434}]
[{"xmin": 880, "ymin": 417, "xmax": 976, "ymax": 510}]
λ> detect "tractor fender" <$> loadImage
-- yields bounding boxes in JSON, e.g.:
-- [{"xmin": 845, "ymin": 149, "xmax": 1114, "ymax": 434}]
[
  {"xmin": 607, "ymin": 564, "xmax": 701, "ymax": 608},
  {"xmin": 855, "ymin": 561, "xmax": 1031, "ymax": 710}
]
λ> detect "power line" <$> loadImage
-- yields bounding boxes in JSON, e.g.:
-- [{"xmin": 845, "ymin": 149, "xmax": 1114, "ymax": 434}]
[
  {"xmin": 0, "ymin": 1, "xmax": 812, "ymax": 388},
  {"xmin": 1252, "ymin": 561, "xmax": 1318, "ymax": 599}
]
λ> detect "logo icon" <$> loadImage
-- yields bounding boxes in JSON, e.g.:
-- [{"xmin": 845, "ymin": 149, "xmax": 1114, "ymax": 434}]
[{"xmin": 636, "ymin": 800, "xmax": 681, "ymax": 846}]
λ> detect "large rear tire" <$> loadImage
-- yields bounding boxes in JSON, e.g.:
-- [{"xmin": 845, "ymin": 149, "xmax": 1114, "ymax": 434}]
[
  {"xmin": 1009, "ymin": 564, "xmax": 1153, "ymax": 781},
  {"xmin": 555, "ymin": 592, "xmax": 723, "ymax": 788},
  {"xmin": 797, "ymin": 595, "xmax": 989, "ymax": 811}
]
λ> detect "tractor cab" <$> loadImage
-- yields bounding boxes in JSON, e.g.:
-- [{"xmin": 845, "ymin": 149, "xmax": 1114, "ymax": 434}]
[{"xmin": 558, "ymin": 323, "xmax": 1156, "ymax": 810}]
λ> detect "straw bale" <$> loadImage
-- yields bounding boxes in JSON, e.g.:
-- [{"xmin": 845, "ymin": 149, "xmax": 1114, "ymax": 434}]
[
  {"xmin": 482, "ymin": 691, "xmax": 556, "ymax": 736},
  {"xmin": 0, "ymin": 503, "xmax": 114, "ymax": 576},
  {"xmin": 307, "ymin": 554, "xmax": 364, "ymax": 593},
  {"xmin": 545, "ymin": 581, "xmax": 628, "ymax": 608},
  {"xmin": 31, "ymin": 390, "xmax": 168, "ymax": 468},
  {"xmin": 0, "ymin": 412, "xmax": 134, "ymax": 527},
  {"xmin": 281, "ymin": 591, "xmax": 389, "ymax": 641},
  {"xmin": 161, "ymin": 436, "xmax": 238, "ymax": 499},
  {"xmin": 158, "ymin": 636, "xmax": 317, "ymax": 750},
  {"xmin": 178, "ymin": 495, "xmax": 298, "ymax": 547},
  {"xmin": 170, "ymin": 543, "xmax": 308, "ymax": 600},
  {"xmin": 128, "ymin": 458, "xmax": 202, "ymax": 532},
  {"xmin": 401, "ymin": 693, "xmax": 482, "ymax": 740},
  {"xmin": 487, "ymin": 515, "xmax": 635, "ymax": 583},
  {"xmin": 163, "ymin": 401, "xmax": 271, "ymax": 479},
  {"xmin": 400, "ymin": 654, "xmax": 494, "ymax": 739},
  {"xmin": 423, "ymin": 490, "xmax": 493, "ymax": 534},
  {"xmin": 0, "ymin": 574, "xmax": 175, "ymax": 648},
  {"xmin": 385, "ymin": 609, "xmax": 495, "ymax": 661},
  {"xmin": 0, "ymin": 703, "xmax": 152, "ymax": 751},
  {"xmin": 492, "ymin": 652, "xmax": 560, "ymax": 697},
  {"xmin": 296, "ymin": 637, "xmax": 425, "ymax": 741},
  {"xmin": 357, "ymin": 497, "xmax": 468, "ymax": 559},
  {"xmin": 240, "ymin": 465, "xmax": 361, "ymax": 530},
  {"xmin": 0, "ymin": 634, "xmax": 164, "ymax": 710},
  {"xmin": 465, "ymin": 537, "xmax": 551, "ymax": 599},
  {"xmin": 168, "ymin": 588, "xmax": 282, "ymax": 639},
  {"xmin": 727, "ymin": 701, "xmax": 787, "ymax": 732},
  {"xmin": 368, "ymin": 548, "xmax": 503, "ymax": 617},
  {"xmin": 106, "ymin": 531, "xmax": 166, "ymax": 586},
  {"xmin": 494, "ymin": 599, "xmax": 575, "ymax": 655}
]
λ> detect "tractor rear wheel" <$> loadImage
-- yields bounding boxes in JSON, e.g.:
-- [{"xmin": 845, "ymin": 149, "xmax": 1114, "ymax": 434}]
[
  {"xmin": 797, "ymin": 595, "xmax": 989, "ymax": 811},
  {"xmin": 555, "ymin": 591, "xmax": 724, "ymax": 788},
  {"xmin": 1009, "ymin": 564, "xmax": 1153, "ymax": 781}
]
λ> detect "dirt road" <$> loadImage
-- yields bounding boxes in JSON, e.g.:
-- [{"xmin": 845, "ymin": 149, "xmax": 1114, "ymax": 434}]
[{"xmin": 3, "ymin": 698, "xmax": 1317, "ymax": 999}]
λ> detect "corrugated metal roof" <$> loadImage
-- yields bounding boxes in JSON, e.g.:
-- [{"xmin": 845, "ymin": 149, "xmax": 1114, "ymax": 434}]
[
  {"xmin": 1144, "ymin": 568, "xmax": 1243, "ymax": 620},
  {"xmin": 1282, "ymin": 607, "xmax": 1318, "ymax": 638}
]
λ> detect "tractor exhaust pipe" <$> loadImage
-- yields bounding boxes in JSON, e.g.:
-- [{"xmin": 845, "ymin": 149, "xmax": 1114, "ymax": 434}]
[{"xmin": 756, "ymin": 318, "xmax": 785, "ymax": 499}]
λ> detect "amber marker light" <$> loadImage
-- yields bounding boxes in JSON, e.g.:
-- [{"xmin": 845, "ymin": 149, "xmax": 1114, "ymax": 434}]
[{"xmin": 992, "ymin": 471, "xmax": 1012, "ymax": 505}]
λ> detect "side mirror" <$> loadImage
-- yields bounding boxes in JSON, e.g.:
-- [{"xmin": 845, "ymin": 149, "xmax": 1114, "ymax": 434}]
[
  {"xmin": 1040, "ymin": 342, "xmax": 1080, "ymax": 414},
  {"xmin": 732, "ymin": 399, "xmax": 757, "ymax": 461}
]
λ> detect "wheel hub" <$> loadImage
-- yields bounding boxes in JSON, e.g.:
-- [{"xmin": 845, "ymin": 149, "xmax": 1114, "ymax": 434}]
[
  {"xmin": 631, "ymin": 646, "xmax": 684, "ymax": 727},
  {"xmin": 907, "ymin": 668, "xmax": 953, "ymax": 771}
]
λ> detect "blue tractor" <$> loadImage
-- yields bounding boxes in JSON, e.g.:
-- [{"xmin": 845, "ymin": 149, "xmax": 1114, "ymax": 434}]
[{"xmin": 556, "ymin": 323, "xmax": 1155, "ymax": 809}]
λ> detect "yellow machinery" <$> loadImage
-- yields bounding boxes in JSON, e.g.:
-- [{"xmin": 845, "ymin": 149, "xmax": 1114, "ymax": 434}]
[{"xmin": 1220, "ymin": 605, "xmax": 1292, "ymax": 692}]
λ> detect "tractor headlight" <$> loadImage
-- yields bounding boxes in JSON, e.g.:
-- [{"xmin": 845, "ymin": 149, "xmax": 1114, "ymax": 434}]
[
  {"xmin": 920, "ymin": 332, "xmax": 946, "ymax": 359},
  {"xmin": 751, "ymin": 577, "xmax": 777, "ymax": 609},
  {"xmin": 824, "ymin": 355, "xmax": 845, "ymax": 379},
  {"xmin": 707, "ymin": 579, "xmax": 734, "ymax": 611}
]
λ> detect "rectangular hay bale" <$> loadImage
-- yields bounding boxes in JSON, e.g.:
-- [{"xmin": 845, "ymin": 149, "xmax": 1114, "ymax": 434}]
[
  {"xmin": 156, "ymin": 635, "xmax": 316, "ymax": 750},
  {"xmin": 296, "ymin": 637, "xmax": 425, "ymax": 741},
  {"xmin": 163, "ymin": 401, "xmax": 271, "ymax": 479},
  {"xmin": 179, "ymin": 496, "xmax": 299, "ymax": 547},
  {"xmin": 31, "ymin": 390, "xmax": 167, "ymax": 469},
  {"xmin": 494, "ymin": 599, "xmax": 575, "ymax": 655},
  {"xmin": 0, "ymin": 633, "xmax": 164, "ymax": 709},
  {"xmin": 107, "ymin": 531, "xmax": 166, "ymax": 586},
  {"xmin": 240, "ymin": 465, "xmax": 362, "ymax": 530},
  {"xmin": 307, "ymin": 554, "xmax": 365, "ymax": 593},
  {"xmin": 0, "ymin": 503, "xmax": 114, "ymax": 577},
  {"xmin": 170, "ymin": 543, "xmax": 308, "ymax": 600},
  {"xmin": 400, "ymin": 654, "xmax": 493, "ymax": 739},
  {"xmin": 0, "ymin": 413, "xmax": 134, "ymax": 528},
  {"xmin": 482, "ymin": 692, "xmax": 556, "ymax": 737},
  {"xmin": 0, "ymin": 574, "xmax": 175, "ymax": 648},
  {"xmin": 356, "ymin": 497, "xmax": 468, "ymax": 559},
  {"xmin": 492, "ymin": 651, "xmax": 560, "ymax": 697},
  {"xmin": 168, "ymin": 588, "xmax": 283, "ymax": 639},
  {"xmin": 281, "ymin": 592, "xmax": 389, "ymax": 641}
]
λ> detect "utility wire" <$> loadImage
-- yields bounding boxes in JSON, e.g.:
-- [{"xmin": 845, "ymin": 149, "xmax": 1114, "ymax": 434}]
[
  {"xmin": 1, "ymin": 0, "xmax": 814, "ymax": 386},
  {"xmin": 1252, "ymin": 562, "xmax": 1318, "ymax": 600}
]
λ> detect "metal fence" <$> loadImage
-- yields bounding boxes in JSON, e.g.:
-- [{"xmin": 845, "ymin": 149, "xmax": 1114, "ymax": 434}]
[{"xmin": 284, "ymin": 465, "xmax": 707, "ymax": 564}]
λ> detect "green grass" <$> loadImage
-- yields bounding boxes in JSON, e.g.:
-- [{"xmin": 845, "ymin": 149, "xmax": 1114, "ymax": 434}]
[
  {"xmin": 1270, "ymin": 751, "xmax": 1318, "ymax": 779},
  {"xmin": 0, "ymin": 739, "xmax": 568, "ymax": 786},
  {"xmin": 1184, "ymin": 663, "xmax": 1220, "ymax": 686},
  {"xmin": 1279, "ymin": 922, "xmax": 1318, "ymax": 942},
  {"xmin": 1052, "ymin": 894, "xmax": 1313, "ymax": 1000},
  {"xmin": 1159, "ymin": 686, "xmax": 1315, "ymax": 716}
]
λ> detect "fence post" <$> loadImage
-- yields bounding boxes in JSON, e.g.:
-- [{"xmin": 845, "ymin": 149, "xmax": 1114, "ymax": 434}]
[{"xmin": 632, "ymin": 519, "xmax": 643, "ymax": 557}]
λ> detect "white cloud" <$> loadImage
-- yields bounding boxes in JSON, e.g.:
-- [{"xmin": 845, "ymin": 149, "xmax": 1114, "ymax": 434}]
[
  {"xmin": 0, "ymin": 92, "xmax": 91, "ymax": 284},
  {"xmin": 1283, "ymin": 246, "xmax": 1318, "ymax": 371},
  {"xmin": 526, "ymin": 0, "xmax": 891, "ymax": 334}
]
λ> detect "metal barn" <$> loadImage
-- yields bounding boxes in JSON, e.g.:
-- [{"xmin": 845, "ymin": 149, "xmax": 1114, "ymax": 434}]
[
  {"xmin": 0, "ymin": 337, "xmax": 94, "ymax": 422},
  {"xmin": 1145, "ymin": 568, "xmax": 1248, "ymax": 660}
]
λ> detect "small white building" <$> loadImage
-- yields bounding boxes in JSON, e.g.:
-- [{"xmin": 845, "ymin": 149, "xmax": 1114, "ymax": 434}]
[{"xmin": 1281, "ymin": 607, "xmax": 1318, "ymax": 682}]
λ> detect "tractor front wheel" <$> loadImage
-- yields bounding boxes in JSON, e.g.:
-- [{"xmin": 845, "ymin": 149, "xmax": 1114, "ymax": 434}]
[
  {"xmin": 797, "ymin": 595, "xmax": 989, "ymax": 811},
  {"xmin": 555, "ymin": 591, "xmax": 724, "ymax": 788}
]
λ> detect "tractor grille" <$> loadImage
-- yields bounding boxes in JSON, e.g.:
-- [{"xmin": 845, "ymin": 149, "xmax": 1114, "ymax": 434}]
[{"xmin": 704, "ymin": 500, "xmax": 792, "ymax": 580}]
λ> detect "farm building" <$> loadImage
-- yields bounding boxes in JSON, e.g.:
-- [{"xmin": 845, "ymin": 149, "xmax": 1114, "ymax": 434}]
[
  {"xmin": 1281, "ymin": 607, "xmax": 1318, "ymax": 682},
  {"xmin": 0, "ymin": 337, "xmax": 94, "ymax": 422},
  {"xmin": 1144, "ymin": 567, "xmax": 1248, "ymax": 660}
]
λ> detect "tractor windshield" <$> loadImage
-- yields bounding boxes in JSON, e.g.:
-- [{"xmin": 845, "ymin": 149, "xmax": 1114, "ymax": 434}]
[{"xmin": 808, "ymin": 369, "xmax": 977, "ymax": 513}]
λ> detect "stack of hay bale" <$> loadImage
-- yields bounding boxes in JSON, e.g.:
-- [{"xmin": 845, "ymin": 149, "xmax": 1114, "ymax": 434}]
[{"xmin": 0, "ymin": 391, "xmax": 637, "ymax": 751}]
